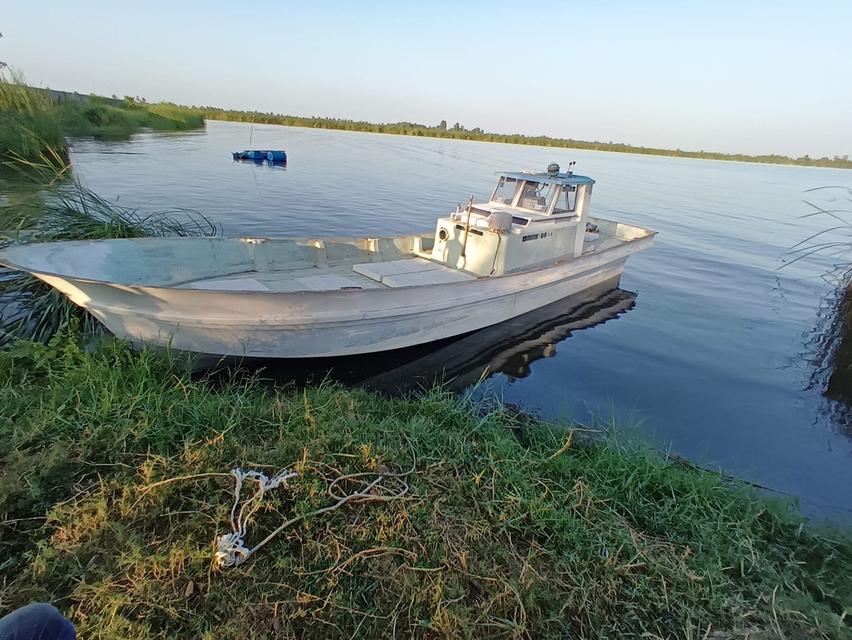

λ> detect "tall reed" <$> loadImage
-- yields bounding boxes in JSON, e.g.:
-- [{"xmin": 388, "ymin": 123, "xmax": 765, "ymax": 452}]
[
  {"xmin": 0, "ymin": 70, "xmax": 67, "ymax": 159},
  {"xmin": 0, "ymin": 175, "xmax": 219, "ymax": 343}
]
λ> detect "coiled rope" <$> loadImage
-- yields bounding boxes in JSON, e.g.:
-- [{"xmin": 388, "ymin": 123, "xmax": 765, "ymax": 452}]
[
  {"xmin": 212, "ymin": 466, "xmax": 411, "ymax": 570},
  {"xmin": 213, "ymin": 468, "xmax": 298, "ymax": 569}
]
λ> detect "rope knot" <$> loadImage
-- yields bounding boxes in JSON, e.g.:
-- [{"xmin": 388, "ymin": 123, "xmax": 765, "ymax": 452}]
[
  {"xmin": 214, "ymin": 532, "xmax": 250, "ymax": 569},
  {"xmin": 213, "ymin": 466, "xmax": 298, "ymax": 570}
]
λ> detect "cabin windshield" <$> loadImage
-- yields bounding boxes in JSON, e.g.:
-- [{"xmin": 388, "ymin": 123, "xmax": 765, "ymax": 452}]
[
  {"xmin": 517, "ymin": 180, "xmax": 558, "ymax": 212},
  {"xmin": 553, "ymin": 185, "xmax": 578, "ymax": 214},
  {"xmin": 490, "ymin": 177, "xmax": 519, "ymax": 205}
]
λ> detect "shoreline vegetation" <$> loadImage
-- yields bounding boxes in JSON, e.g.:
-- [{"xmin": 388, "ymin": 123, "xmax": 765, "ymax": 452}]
[
  {"xmin": 0, "ymin": 335, "xmax": 850, "ymax": 638},
  {"xmin": 2, "ymin": 78, "xmax": 851, "ymax": 170},
  {"xmin": 0, "ymin": 76, "xmax": 204, "ymax": 161},
  {"xmin": 197, "ymin": 107, "xmax": 852, "ymax": 170},
  {"xmin": 0, "ymin": 180, "xmax": 218, "ymax": 345}
]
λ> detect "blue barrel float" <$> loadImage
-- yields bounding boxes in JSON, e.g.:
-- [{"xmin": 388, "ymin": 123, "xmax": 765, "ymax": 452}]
[{"xmin": 232, "ymin": 150, "xmax": 287, "ymax": 164}]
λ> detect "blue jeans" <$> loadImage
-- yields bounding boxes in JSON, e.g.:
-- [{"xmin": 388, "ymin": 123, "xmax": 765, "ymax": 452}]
[{"xmin": 0, "ymin": 604, "xmax": 75, "ymax": 640}]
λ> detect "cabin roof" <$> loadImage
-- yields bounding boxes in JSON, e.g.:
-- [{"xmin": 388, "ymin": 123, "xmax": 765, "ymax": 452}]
[{"xmin": 497, "ymin": 171, "xmax": 595, "ymax": 186}]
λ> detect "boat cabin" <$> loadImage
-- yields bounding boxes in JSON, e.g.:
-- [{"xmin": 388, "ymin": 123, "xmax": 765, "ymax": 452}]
[{"xmin": 428, "ymin": 163, "xmax": 595, "ymax": 276}]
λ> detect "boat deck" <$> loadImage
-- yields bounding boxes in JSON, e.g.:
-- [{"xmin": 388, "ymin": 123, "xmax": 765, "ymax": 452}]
[
  {"xmin": 177, "ymin": 257, "xmax": 477, "ymax": 293},
  {"xmin": 584, "ymin": 233, "xmax": 623, "ymax": 253},
  {"xmin": 174, "ymin": 232, "xmax": 624, "ymax": 293}
]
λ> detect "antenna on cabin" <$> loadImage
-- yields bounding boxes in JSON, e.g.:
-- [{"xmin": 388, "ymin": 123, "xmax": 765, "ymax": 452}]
[{"xmin": 567, "ymin": 161, "xmax": 576, "ymax": 176}]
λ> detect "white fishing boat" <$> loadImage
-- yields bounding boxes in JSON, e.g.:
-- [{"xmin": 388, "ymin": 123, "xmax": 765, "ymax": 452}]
[{"xmin": 0, "ymin": 163, "xmax": 655, "ymax": 358}]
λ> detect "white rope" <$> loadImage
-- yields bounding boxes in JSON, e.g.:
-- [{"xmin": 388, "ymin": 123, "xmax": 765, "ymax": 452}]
[
  {"xmin": 212, "ymin": 460, "xmax": 413, "ymax": 570},
  {"xmin": 214, "ymin": 467, "xmax": 297, "ymax": 569}
]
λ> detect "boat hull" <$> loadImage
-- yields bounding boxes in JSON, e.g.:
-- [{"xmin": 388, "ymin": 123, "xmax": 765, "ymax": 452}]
[{"xmin": 30, "ymin": 236, "xmax": 650, "ymax": 358}]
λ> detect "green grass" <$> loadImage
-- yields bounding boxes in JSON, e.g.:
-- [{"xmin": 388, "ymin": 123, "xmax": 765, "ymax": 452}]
[
  {"xmin": 57, "ymin": 99, "xmax": 204, "ymax": 138},
  {"xmin": 0, "ymin": 182, "xmax": 218, "ymax": 343},
  {"xmin": 0, "ymin": 72, "xmax": 67, "ymax": 160},
  {"xmin": 143, "ymin": 102, "xmax": 205, "ymax": 131},
  {"xmin": 0, "ymin": 335, "xmax": 850, "ymax": 639},
  {"xmin": 0, "ymin": 75, "xmax": 204, "ymax": 158}
]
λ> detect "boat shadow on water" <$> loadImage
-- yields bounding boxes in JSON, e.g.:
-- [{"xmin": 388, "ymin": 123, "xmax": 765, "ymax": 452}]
[{"xmin": 204, "ymin": 277, "xmax": 636, "ymax": 394}]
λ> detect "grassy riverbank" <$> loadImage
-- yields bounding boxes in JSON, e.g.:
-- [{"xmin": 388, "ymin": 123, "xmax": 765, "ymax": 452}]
[
  {"xmin": 57, "ymin": 99, "xmax": 204, "ymax": 139},
  {"xmin": 1, "ymin": 336, "xmax": 850, "ymax": 639},
  {"xmin": 0, "ymin": 77, "xmax": 204, "ymax": 160},
  {"xmin": 0, "ymin": 74, "xmax": 66, "ymax": 160}
]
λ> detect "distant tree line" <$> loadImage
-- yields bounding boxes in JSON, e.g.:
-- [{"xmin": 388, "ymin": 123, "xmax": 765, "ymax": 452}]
[
  {"xmin": 11, "ymin": 80, "xmax": 852, "ymax": 169},
  {"xmin": 187, "ymin": 105, "xmax": 852, "ymax": 170}
]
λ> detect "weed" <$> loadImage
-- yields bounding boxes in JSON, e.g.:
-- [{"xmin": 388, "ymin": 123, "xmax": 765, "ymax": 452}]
[
  {"xmin": 0, "ymin": 337, "xmax": 850, "ymax": 638},
  {"xmin": 0, "ymin": 184, "xmax": 218, "ymax": 343}
]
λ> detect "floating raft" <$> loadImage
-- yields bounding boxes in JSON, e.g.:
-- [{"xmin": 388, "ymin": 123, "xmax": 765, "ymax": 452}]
[{"xmin": 232, "ymin": 150, "xmax": 287, "ymax": 163}]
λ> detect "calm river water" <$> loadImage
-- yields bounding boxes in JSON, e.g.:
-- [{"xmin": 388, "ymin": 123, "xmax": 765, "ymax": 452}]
[{"xmin": 4, "ymin": 120, "xmax": 852, "ymax": 518}]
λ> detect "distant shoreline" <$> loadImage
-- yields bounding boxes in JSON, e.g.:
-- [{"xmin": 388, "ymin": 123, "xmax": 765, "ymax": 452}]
[
  {"xmin": 23, "ymin": 87, "xmax": 852, "ymax": 170},
  {"xmin": 193, "ymin": 105, "xmax": 852, "ymax": 171},
  {"xmin": 201, "ymin": 116, "xmax": 852, "ymax": 172}
]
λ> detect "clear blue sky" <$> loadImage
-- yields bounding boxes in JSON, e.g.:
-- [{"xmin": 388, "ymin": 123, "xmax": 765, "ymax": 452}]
[{"xmin": 3, "ymin": 0, "xmax": 851, "ymax": 158}]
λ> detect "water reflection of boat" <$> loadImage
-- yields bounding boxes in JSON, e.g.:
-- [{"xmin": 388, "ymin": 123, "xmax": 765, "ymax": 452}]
[{"xmin": 251, "ymin": 278, "xmax": 636, "ymax": 393}]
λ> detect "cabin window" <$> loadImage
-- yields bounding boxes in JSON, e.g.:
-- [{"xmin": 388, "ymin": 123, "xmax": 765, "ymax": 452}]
[
  {"xmin": 518, "ymin": 181, "xmax": 558, "ymax": 212},
  {"xmin": 490, "ymin": 177, "xmax": 519, "ymax": 205},
  {"xmin": 553, "ymin": 185, "xmax": 578, "ymax": 214}
]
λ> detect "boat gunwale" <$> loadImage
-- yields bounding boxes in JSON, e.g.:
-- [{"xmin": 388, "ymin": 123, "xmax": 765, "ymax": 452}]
[{"xmin": 0, "ymin": 221, "xmax": 656, "ymax": 294}]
